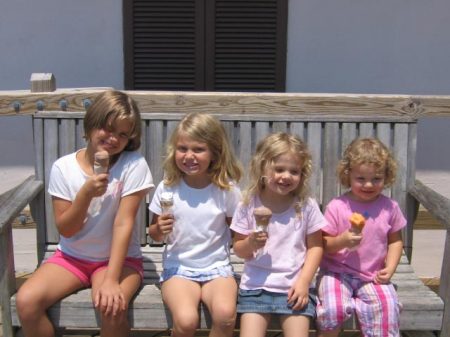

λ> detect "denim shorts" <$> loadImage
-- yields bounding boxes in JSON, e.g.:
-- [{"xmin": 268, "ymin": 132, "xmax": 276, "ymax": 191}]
[
  {"xmin": 160, "ymin": 264, "xmax": 234, "ymax": 283},
  {"xmin": 237, "ymin": 288, "xmax": 317, "ymax": 317}
]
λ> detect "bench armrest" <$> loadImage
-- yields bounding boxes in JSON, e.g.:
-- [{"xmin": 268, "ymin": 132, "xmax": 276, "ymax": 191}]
[
  {"xmin": 0, "ymin": 175, "xmax": 44, "ymax": 234},
  {"xmin": 408, "ymin": 179, "xmax": 450, "ymax": 336},
  {"xmin": 409, "ymin": 179, "xmax": 450, "ymax": 230},
  {"xmin": 0, "ymin": 175, "xmax": 43, "ymax": 336}
]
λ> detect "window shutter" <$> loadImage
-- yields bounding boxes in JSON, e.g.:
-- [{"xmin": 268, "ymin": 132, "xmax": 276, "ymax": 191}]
[
  {"xmin": 125, "ymin": 0, "xmax": 203, "ymax": 90},
  {"xmin": 124, "ymin": 0, "xmax": 286, "ymax": 91},
  {"xmin": 206, "ymin": 0, "xmax": 287, "ymax": 92}
]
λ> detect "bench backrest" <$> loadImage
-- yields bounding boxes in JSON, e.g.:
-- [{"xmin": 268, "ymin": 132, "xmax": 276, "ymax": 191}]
[{"xmin": 30, "ymin": 97, "xmax": 418, "ymax": 262}]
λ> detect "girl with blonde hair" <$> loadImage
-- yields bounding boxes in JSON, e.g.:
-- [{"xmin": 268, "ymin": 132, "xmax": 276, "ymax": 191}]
[
  {"xmin": 149, "ymin": 112, "xmax": 242, "ymax": 337},
  {"xmin": 231, "ymin": 132, "xmax": 325, "ymax": 337},
  {"xmin": 316, "ymin": 137, "xmax": 405, "ymax": 337}
]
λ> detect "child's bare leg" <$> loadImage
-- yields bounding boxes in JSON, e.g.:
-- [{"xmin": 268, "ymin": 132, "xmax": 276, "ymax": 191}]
[
  {"xmin": 239, "ymin": 313, "xmax": 270, "ymax": 337},
  {"xmin": 16, "ymin": 263, "xmax": 84, "ymax": 337},
  {"xmin": 201, "ymin": 276, "xmax": 238, "ymax": 337},
  {"xmin": 162, "ymin": 277, "xmax": 202, "ymax": 337},
  {"xmin": 280, "ymin": 314, "xmax": 310, "ymax": 337},
  {"xmin": 317, "ymin": 327, "xmax": 341, "ymax": 337},
  {"xmin": 91, "ymin": 266, "xmax": 141, "ymax": 337}
]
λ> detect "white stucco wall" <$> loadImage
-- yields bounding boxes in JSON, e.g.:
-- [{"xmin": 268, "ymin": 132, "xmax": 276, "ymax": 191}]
[
  {"xmin": 0, "ymin": 0, "xmax": 124, "ymax": 173},
  {"xmin": 286, "ymin": 0, "xmax": 450, "ymax": 194},
  {"xmin": 0, "ymin": 0, "xmax": 124, "ymax": 90}
]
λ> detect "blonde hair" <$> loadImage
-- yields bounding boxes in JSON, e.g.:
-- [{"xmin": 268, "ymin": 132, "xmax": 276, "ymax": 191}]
[
  {"xmin": 163, "ymin": 112, "xmax": 242, "ymax": 189},
  {"xmin": 338, "ymin": 138, "xmax": 397, "ymax": 188},
  {"xmin": 83, "ymin": 90, "xmax": 141, "ymax": 151},
  {"xmin": 243, "ymin": 132, "xmax": 312, "ymax": 207}
]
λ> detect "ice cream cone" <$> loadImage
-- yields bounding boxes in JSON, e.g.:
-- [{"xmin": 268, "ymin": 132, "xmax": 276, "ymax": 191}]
[
  {"xmin": 93, "ymin": 151, "xmax": 109, "ymax": 174},
  {"xmin": 350, "ymin": 212, "xmax": 365, "ymax": 234},
  {"xmin": 253, "ymin": 206, "xmax": 272, "ymax": 258}
]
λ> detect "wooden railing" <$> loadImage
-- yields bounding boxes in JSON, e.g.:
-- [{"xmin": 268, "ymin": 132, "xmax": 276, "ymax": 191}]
[{"xmin": 2, "ymin": 89, "xmax": 450, "ymax": 119}]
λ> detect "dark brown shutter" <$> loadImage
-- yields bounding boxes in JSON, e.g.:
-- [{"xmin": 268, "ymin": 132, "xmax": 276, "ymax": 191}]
[
  {"xmin": 124, "ymin": 0, "xmax": 286, "ymax": 91},
  {"xmin": 205, "ymin": 0, "xmax": 286, "ymax": 91},
  {"xmin": 124, "ymin": 0, "xmax": 203, "ymax": 90}
]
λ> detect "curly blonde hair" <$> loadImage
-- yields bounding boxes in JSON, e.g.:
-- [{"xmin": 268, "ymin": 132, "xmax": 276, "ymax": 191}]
[
  {"xmin": 243, "ymin": 132, "xmax": 312, "ymax": 207},
  {"xmin": 163, "ymin": 112, "xmax": 242, "ymax": 189},
  {"xmin": 338, "ymin": 138, "xmax": 397, "ymax": 188}
]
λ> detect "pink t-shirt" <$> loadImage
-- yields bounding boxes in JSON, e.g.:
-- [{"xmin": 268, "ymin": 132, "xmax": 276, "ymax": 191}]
[
  {"xmin": 231, "ymin": 197, "xmax": 326, "ymax": 293},
  {"xmin": 320, "ymin": 194, "xmax": 407, "ymax": 282}
]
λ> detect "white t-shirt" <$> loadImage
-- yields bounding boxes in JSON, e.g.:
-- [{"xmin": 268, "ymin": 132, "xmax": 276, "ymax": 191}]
[
  {"xmin": 149, "ymin": 180, "xmax": 241, "ymax": 271},
  {"xmin": 230, "ymin": 196, "xmax": 326, "ymax": 293},
  {"xmin": 48, "ymin": 150, "xmax": 154, "ymax": 261}
]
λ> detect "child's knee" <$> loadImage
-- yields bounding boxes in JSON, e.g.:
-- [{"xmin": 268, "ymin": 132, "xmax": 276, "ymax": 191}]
[
  {"xmin": 211, "ymin": 306, "xmax": 236, "ymax": 328},
  {"xmin": 100, "ymin": 310, "xmax": 128, "ymax": 329},
  {"xmin": 16, "ymin": 285, "xmax": 45, "ymax": 318},
  {"xmin": 316, "ymin": 302, "xmax": 353, "ymax": 330},
  {"xmin": 173, "ymin": 310, "xmax": 199, "ymax": 334}
]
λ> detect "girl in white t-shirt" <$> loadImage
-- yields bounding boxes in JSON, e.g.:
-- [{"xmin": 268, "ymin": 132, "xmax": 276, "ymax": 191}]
[
  {"xmin": 16, "ymin": 91, "xmax": 154, "ymax": 337},
  {"xmin": 149, "ymin": 112, "xmax": 242, "ymax": 337},
  {"xmin": 230, "ymin": 133, "xmax": 325, "ymax": 337}
]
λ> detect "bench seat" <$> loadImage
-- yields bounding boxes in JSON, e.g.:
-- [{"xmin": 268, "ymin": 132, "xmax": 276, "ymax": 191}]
[{"xmin": 8, "ymin": 247, "xmax": 444, "ymax": 332}]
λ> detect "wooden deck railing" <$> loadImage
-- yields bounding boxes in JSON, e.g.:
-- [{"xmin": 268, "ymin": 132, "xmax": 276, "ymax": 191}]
[{"xmin": 1, "ymin": 89, "xmax": 450, "ymax": 119}]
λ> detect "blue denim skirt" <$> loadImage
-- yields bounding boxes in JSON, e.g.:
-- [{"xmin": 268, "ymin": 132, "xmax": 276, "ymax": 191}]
[
  {"xmin": 237, "ymin": 288, "xmax": 317, "ymax": 317},
  {"xmin": 160, "ymin": 264, "xmax": 234, "ymax": 283}
]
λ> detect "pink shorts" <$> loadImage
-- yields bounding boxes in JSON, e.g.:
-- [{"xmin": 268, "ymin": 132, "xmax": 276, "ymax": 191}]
[{"xmin": 44, "ymin": 250, "xmax": 144, "ymax": 287}]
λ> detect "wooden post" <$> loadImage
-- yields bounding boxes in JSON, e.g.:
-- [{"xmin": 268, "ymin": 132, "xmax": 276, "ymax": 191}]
[
  {"xmin": 30, "ymin": 73, "xmax": 56, "ymax": 92},
  {"xmin": 439, "ymin": 230, "xmax": 450, "ymax": 337}
]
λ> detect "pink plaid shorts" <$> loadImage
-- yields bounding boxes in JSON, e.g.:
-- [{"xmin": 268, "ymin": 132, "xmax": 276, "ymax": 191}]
[{"xmin": 316, "ymin": 271, "xmax": 401, "ymax": 337}]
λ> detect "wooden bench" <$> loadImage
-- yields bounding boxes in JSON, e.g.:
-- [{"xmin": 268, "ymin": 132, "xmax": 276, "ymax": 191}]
[{"xmin": 1, "ymin": 81, "xmax": 450, "ymax": 336}]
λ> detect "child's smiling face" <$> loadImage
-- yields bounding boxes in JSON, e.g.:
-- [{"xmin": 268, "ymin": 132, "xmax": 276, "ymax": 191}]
[
  {"xmin": 348, "ymin": 163, "xmax": 386, "ymax": 202},
  {"xmin": 263, "ymin": 152, "xmax": 303, "ymax": 197},
  {"xmin": 89, "ymin": 117, "xmax": 132, "ymax": 156},
  {"xmin": 174, "ymin": 131, "xmax": 213, "ymax": 187}
]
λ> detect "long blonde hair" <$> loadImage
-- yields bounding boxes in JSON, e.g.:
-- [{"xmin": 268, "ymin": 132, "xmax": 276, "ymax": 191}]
[
  {"xmin": 243, "ymin": 132, "xmax": 312, "ymax": 206},
  {"xmin": 338, "ymin": 138, "xmax": 397, "ymax": 188},
  {"xmin": 163, "ymin": 112, "xmax": 242, "ymax": 189}
]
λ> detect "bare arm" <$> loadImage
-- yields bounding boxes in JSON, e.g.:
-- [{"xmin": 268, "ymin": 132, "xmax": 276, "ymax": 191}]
[
  {"xmin": 94, "ymin": 188, "xmax": 149, "ymax": 314},
  {"xmin": 149, "ymin": 212, "xmax": 174, "ymax": 242},
  {"xmin": 232, "ymin": 231, "xmax": 268, "ymax": 260},
  {"xmin": 288, "ymin": 230, "xmax": 323, "ymax": 310},
  {"xmin": 374, "ymin": 230, "xmax": 403, "ymax": 284},
  {"xmin": 53, "ymin": 173, "xmax": 109, "ymax": 237},
  {"xmin": 322, "ymin": 229, "xmax": 362, "ymax": 254}
]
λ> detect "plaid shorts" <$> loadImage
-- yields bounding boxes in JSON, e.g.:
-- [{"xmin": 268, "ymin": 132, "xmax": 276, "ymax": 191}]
[{"xmin": 316, "ymin": 271, "xmax": 401, "ymax": 337}]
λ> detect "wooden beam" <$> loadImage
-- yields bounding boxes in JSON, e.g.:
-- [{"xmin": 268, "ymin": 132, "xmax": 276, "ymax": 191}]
[{"xmin": 2, "ymin": 90, "xmax": 450, "ymax": 119}]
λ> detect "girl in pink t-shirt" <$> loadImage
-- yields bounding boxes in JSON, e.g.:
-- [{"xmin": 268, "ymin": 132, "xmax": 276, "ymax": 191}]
[
  {"xmin": 231, "ymin": 133, "xmax": 325, "ymax": 337},
  {"xmin": 316, "ymin": 138, "xmax": 406, "ymax": 337}
]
